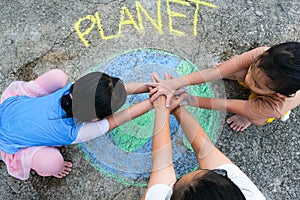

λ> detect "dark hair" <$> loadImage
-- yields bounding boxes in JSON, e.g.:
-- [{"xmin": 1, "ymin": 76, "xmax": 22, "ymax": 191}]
[
  {"xmin": 61, "ymin": 72, "xmax": 127, "ymax": 122},
  {"xmin": 255, "ymin": 41, "xmax": 300, "ymax": 97},
  {"xmin": 171, "ymin": 170, "xmax": 246, "ymax": 200}
]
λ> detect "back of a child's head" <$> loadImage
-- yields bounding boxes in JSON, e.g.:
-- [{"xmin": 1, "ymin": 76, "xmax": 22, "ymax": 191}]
[
  {"xmin": 171, "ymin": 170, "xmax": 246, "ymax": 200},
  {"xmin": 61, "ymin": 72, "xmax": 126, "ymax": 122},
  {"xmin": 256, "ymin": 41, "xmax": 300, "ymax": 97}
]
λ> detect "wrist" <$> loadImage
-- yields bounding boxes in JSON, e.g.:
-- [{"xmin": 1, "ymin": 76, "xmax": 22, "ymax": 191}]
[
  {"xmin": 187, "ymin": 95, "xmax": 197, "ymax": 107},
  {"xmin": 154, "ymin": 105, "xmax": 170, "ymax": 112},
  {"xmin": 171, "ymin": 106, "xmax": 182, "ymax": 116}
]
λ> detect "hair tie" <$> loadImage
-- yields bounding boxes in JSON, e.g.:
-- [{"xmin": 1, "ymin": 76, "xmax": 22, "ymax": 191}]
[{"xmin": 69, "ymin": 93, "xmax": 73, "ymax": 99}]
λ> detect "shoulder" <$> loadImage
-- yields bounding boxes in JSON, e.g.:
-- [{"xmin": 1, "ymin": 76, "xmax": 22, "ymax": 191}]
[
  {"xmin": 235, "ymin": 47, "xmax": 269, "ymax": 69},
  {"xmin": 241, "ymin": 47, "xmax": 270, "ymax": 60},
  {"xmin": 244, "ymin": 46, "xmax": 270, "ymax": 56},
  {"xmin": 248, "ymin": 95, "xmax": 283, "ymax": 114},
  {"xmin": 217, "ymin": 164, "xmax": 266, "ymax": 200},
  {"xmin": 72, "ymin": 119, "xmax": 110, "ymax": 144},
  {"xmin": 144, "ymin": 184, "xmax": 173, "ymax": 200}
]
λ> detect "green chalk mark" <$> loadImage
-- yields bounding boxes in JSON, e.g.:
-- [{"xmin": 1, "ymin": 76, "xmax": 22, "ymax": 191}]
[
  {"xmin": 177, "ymin": 60, "xmax": 219, "ymax": 150},
  {"xmin": 110, "ymin": 108, "xmax": 155, "ymax": 152},
  {"xmin": 109, "ymin": 56, "xmax": 220, "ymax": 153}
]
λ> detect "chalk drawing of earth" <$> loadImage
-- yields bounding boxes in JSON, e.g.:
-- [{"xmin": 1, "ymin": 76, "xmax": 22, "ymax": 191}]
[{"xmin": 79, "ymin": 48, "xmax": 225, "ymax": 186}]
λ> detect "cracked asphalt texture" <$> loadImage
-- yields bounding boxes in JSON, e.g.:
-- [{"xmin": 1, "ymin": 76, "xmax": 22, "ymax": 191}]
[{"xmin": 0, "ymin": 0, "xmax": 299, "ymax": 199}]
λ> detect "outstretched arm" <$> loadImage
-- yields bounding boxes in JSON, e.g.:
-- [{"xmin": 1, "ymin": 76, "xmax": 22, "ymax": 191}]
[
  {"xmin": 148, "ymin": 47, "xmax": 269, "ymax": 106},
  {"xmin": 148, "ymin": 58, "xmax": 243, "ymax": 106},
  {"xmin": 184, "ymin": 95, "xmax": 249, "ymax": 118},
  {"xmin": 172, "ymin": 106, "xmax": 232, "ymax": 169},
  {"xmin": 142, "ymin": 95, "xmax": 176, "ymax": 200},
  {"xmin": 107, "ymin": 99, "xmax": 153, "ymax": 131},
  {"xmin": 125, "ymin": 82, "xmax": 149, "ymax": 94}
]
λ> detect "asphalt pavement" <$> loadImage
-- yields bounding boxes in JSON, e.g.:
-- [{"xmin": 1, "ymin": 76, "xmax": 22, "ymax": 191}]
[{"xmin": 0, "ymin": 0, "xmax": 299, "ymax": 199}]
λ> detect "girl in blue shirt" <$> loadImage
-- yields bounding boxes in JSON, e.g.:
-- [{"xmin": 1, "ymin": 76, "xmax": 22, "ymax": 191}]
[{"xmin": 0, "ymin": 69, "xmax": 151, "ymax": 180}]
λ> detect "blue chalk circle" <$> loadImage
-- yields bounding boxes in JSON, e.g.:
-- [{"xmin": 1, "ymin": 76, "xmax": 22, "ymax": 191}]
[{"xmin": 79, "ymin": 48, "xmax": 225, "ymax": 186}]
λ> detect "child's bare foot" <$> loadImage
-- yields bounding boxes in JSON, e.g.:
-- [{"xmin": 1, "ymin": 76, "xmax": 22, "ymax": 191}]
[
  {"xmin": 226, "ymin": 115, "xmax": 251, "ymax": 131},
  {"xmin": 53, "ymin": 161, "xmax": 73, "ymax": 178}
]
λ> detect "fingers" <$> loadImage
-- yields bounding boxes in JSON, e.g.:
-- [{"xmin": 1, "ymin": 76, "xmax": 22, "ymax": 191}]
[
  {"xmin": 149, "ymin": 72, "xmax": 175, "ymax": 106},
  {"xmin": 174, "ymin": 88, "xmax": 186, "ymax": 96},
  {"xmin": 150, "ymin": 91, "xmax": 162, "ymax": 102},
  {"xmin": 163, "ymin": 73, "xmax": 174, "ymax": 107},
  {"xmin": 163, "ymin": 72, "xmax": 175, "ymax": 80},
  {"xmin": 164, "ymin": 72, "xmax": 172, "ymax": 80},
  {"xmin": 165, "ymin": 94, "xmax": 173, "ymax": 108},
  {"xmin": 150, "ymin": 73, "xmax": 157, "ymax": 83},
  {"xmin": 163, "ymin": 72, "xmax": 168, "ymax": 80},
  {"xmin": 145, "ymin": 82, "xmax": 159, "ymax": 87},
  {"xmin": 151, "ymin": 72, "xmax": 162, "ymax": 83},
  {"xmin": 149, "ymin": 73, "xmax": 163, "ymax": 101},
  {"xmin": 168, "ymin": 93, "xmax": 189, "ymax": 112},
  {"xmin": 149, "ymin": 87, "xmax": 158, "ymax": 96},
  {"xmin": 177, "ymin": 93, "xmax": 188, "ymax": 102}
]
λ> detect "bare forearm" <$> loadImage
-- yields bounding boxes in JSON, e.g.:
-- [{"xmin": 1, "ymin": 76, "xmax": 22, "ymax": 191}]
[
  {"xmin": 189, "ymin": 96, "xmax": 228, "ymax": 111},
  {"xmin": 107, "ymin": 99, "xmax": 153, "ymax": 130},
  {"xmin": 152, "ymin": 132, "xmax": 173, "ymax": 172},
  {"xmin": 146, "ymin": 103, "xmax": 176, "ymax": 190},
  {"xmin": 152, "ymin": 108, "xmax": 172, "ymax": 168},
  {"xmin": 189, "ymin": 96, "xmax": 249, "ymax": 116},
  {"xmin": 182, "ymin": 67, "xmax": 222, "ymax": 86},
  {"xmin": 173, "ymin": 107, "xmax": 232, "ymax": 169},
  {"xmin": 172, "ymin": 107, "xmax": 213, "ymax": 160},
  {"xmin": 153, "ymin": 109, "xmax": 171, "ymax": 149},
  {"xmin": 172, "ymin": 68, "xmax": 219, "ymax": 89},
  {"xmin": 125, "ymin": 82, "xmax": 149, "ymax": 94},
  {"xmin": 176, "ymin": 60, "xmax": 241, "ymax": 88}
]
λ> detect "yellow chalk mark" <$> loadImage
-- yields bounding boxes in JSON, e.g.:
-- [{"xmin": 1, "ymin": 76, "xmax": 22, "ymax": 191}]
[
  {"xmin": 74, "ymin": 15, "xmax": 96, "ymax": 47},
  {"xmin": 95, "ymin": 12, "xmax": 120, "ymax": 40},
  {"xmin": 136, "ymin": 0, "xmax": 163, "ymax": 35},
  {"xmin": 189, "ymin": 0, "xmax": 217, "ymax": 36},
  {"xmin": 74, "ymin": 0, "xmax": 218, "ymax": 46},
  {"xmin": 119, "ymin": 5, "xmax": 140, "ymax": 35},
  {"xmin": 167, "ymin": 0, "xmax": 190, "ymax": 36}
]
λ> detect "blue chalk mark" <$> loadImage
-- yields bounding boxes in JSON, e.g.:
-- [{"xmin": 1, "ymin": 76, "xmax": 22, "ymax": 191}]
[{"xmin": 79, "ymin": 49, "xmax": 222, "ymax": 186}]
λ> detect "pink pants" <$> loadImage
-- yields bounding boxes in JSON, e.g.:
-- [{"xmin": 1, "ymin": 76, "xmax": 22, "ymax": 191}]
[{"xmin": 0, "ymin": 69, "xmax": 68, "ymax": 180}]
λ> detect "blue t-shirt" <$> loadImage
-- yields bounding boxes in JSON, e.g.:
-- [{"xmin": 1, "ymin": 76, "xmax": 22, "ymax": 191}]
[{"xmin": 0, "ymin": 84, "xmax": 80, "ymax": 154}]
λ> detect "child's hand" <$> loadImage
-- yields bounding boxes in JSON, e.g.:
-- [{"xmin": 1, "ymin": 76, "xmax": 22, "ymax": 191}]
[
  {"xmin": 150, "ymin": 73, "xmax": 168, "ymax": 110},
  {"xmin": 147, "ymin": 72, "xmax": 177, "ymax": 107},
  {"xmin": 152, "ymin": 95, "xmax": 168, "ymax": 110},
  {"xmin": 169, "ymin": 93, "xmax": 188, "ymax": 111},
  {"xmin": 179, "ymin": 92, "xmax": 196, "ymax": 106}
]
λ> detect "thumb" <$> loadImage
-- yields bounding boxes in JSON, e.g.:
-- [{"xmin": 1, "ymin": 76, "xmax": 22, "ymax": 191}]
[{"xmin": 166, "ymin": 95, "xmax": 173, "ymax": 107}]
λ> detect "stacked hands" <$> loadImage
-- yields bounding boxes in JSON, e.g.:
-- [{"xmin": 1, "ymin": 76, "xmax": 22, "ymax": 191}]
[
  {"xmin": 148, "ymin": 72, "xmax": 194, "ymax": 110},
  {"xmin": 143, "ymin": 72, "xmax": 266, "ymax": 200}
]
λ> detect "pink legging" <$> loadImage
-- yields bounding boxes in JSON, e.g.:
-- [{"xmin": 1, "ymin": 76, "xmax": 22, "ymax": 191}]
[
  {"xmin": 31, "ymin": 69, "xmax": 68, "ymax": 176},
  {"xmin": 34, "ymin": 69, "xmax": 68, "ymax": 94},
  {"xmin": 31, "ymin": 147, "xmax": 65, "ymax": 176}
]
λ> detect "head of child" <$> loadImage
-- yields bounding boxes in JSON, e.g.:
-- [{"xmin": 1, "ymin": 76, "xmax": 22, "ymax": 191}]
[
  {"xmin": 171, "ymin": 169, "xmax": 245, "ymax": 200},
  {"xmin": 246, "ymin": 41, "xmax": 300, "ymax": 97},
  {"xmin": 61, "ymin": 72, "xmax": 127, "ymax": 122}
]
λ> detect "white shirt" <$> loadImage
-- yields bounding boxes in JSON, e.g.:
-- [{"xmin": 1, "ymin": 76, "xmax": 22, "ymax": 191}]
[
  {"xmin": 145, "ymin": 163, "xmax": 266, "ymax": 200},
  {"xmin": 72, "ymin": 119, "xmax": 110, "ymax": 144}
]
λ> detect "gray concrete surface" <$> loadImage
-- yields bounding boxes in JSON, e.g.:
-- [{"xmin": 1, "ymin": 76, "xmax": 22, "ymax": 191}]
[{"xmin": 0, "ymin": 0, "xmax": 299, "ymax": 199}]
